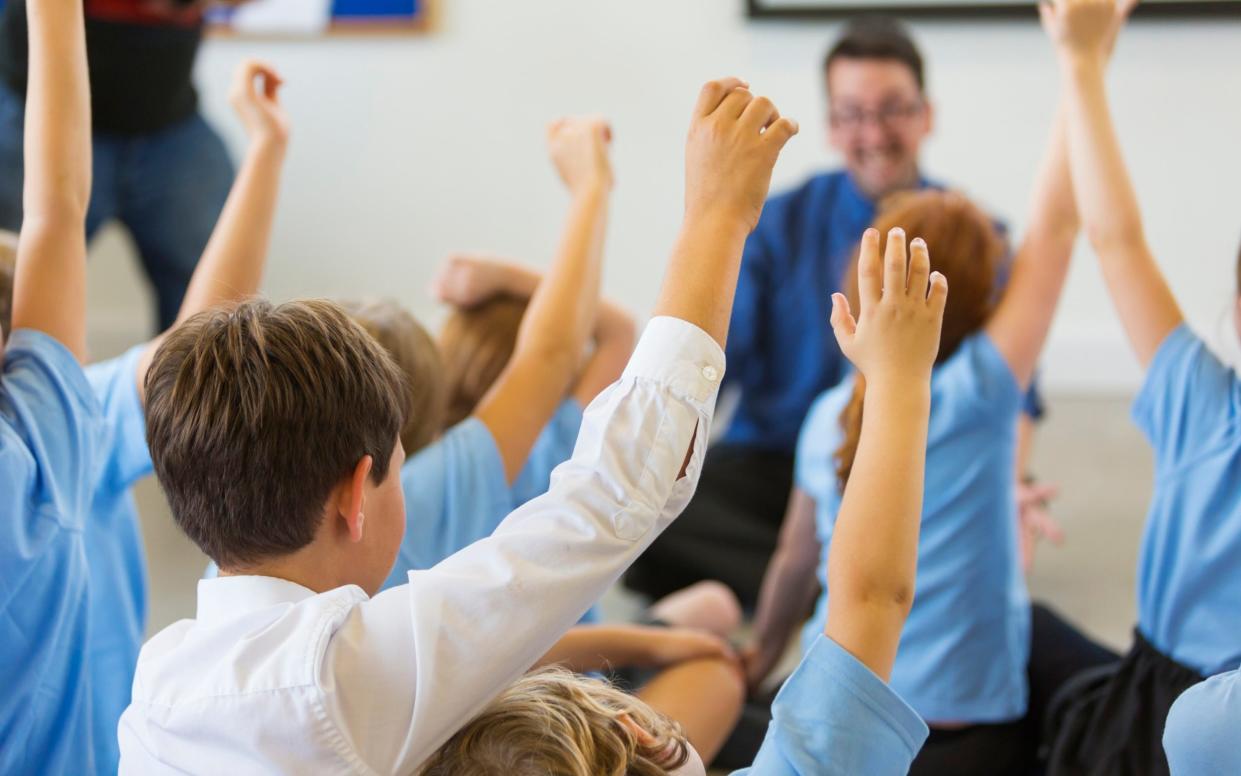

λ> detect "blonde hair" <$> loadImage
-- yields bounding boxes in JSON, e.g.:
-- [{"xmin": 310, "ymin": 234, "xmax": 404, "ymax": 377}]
[
  {"xmin": 437, "ymin": 296, "xmax": 528, "ymax": 429},
  {"xmin": 419, "ymin": 668, "xmax": 690, "ymax": 776},
  {"xmin": 340, "ymin": 299, "xmax": 446, "ymax": 456},
  {"xmin": 835, "ymin": 190, "xmax": 1005, "ymax": 488},
  {"xmin": 0, "ymin": 229, "xmax": 16, "ymax": 340}
]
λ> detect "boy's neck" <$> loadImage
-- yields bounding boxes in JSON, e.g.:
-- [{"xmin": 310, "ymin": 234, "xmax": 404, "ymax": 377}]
[{"xmin": 218, "ymin": 544, "xmax": 346, "ymax": 595}]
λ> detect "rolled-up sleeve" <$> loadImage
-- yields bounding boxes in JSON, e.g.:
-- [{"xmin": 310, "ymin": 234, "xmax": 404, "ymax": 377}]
[{"xmin": 326, "ymin": 317, "xmax": 726, "ymax": 773}]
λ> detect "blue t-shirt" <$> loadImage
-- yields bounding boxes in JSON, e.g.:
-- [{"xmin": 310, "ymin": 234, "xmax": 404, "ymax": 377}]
[
  {"xmin": 382, "ymin": 400, "xmax": 598, "ymax": 622},
  {"xmin": 732, "ymin": 634, "xmax": 929, "ymax": 775},
  {"xmin": 1164, "ymin": 668, "xmax": 1241, "ymax": 776},
  {"xmin": 0, "ymin": 330, "xmax": 105, "ymax": 775},
  {"xmin": 1131, "ymin": 325, "xmax": 1241, "ymax": 675},
  {"xmin": 722, "ymin": 170, "xmax": 1035, "ymax": 454},
  {"xmin": 84, "ymin": 345, "xmax": 153, "ymax": 775},
  {"xmin": 796, "ymin": 333, "xmax": 1030, "ymax": 723}
]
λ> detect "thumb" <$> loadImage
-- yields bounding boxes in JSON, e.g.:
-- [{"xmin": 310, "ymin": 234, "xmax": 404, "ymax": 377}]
[{"xmin": 829, "ymin": 293, "xmax": 857, "ymax": 349}]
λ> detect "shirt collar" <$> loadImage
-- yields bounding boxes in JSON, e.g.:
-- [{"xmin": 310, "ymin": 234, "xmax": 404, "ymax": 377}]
[
  {"xmin": 196, "ymin": 575, "xmax": 319, "ymax": 624},
  {"xmin": 840, "ymin": 168, "xmax": 932, "ymax": 210}
]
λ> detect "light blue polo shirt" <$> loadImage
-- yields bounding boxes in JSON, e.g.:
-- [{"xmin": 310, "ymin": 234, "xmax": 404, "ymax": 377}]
[
  {"xmin": 1164, "ymin": 668, "xmax": 1241, "ymax": 775},
  {"xmin": 796, "ymin": 333, "xmax": 1030, "ymax": 723},
  {"xmin": 0, "ymin": 330, "xmax": 105, "ymax": 775},
  {"xmin": 383, "ymin": 400, "xmax": 599, "ymax": 624},
  {"xmin": 84, "ymin": 345, "xmax": 153, "ymax": 775},
  {"xmin": 732, "ymin": 634, "xmax": 929, "ymax": 775},
  {"xmin": 1132, "ymin": 325, "xmax": 1241, "ymax": 675}
]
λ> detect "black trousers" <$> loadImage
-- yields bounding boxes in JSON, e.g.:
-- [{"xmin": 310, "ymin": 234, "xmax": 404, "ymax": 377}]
[
  {"xmin": 623, "ymin": 444, "xmax": 795, "ymax": 609},
  {"xmin": 908, "ymin": 604, "xmax": 1120, "ymax": 776},
  {"xmin": 1043, "ymin": 629, "xmax": 1205, "ymax": 776}
]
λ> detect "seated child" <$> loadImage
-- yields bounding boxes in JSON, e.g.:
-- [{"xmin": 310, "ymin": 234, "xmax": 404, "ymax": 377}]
[
  {"xmin": 417, "ymin": 227, "xmax": 943, "ymax": 776},
  {"xmin": 1039, "ymin": 1, "xmax": 1241, "ymax": 773},
  {"xmin": 117, "ymin": 75, "xmax": 799, "ymax": 772},
  {"xmin": 743, "ymin": 6, "xmax": 1131, "ymax": 765},
  {"xmin": 0, "ymin": 58, "xmax": 289, "ymax": 774}
]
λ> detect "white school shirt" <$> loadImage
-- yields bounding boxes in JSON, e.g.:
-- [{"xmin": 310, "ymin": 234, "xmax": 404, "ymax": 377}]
[{"xmin": 117, "ymin": 316, "xmax": 724, "ymax": 776}]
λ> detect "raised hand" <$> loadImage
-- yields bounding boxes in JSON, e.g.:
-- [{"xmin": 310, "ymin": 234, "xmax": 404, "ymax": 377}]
[
  {"xmin": 547, "ymin": 116, "xmax": 613, "ymax": 195},
  {"xmin": 830, "ymin": 228, "xmax": 947, "ymax": 388},
  {"xmin": 684, "ymin": 78, "xmax": 799, "ymax": 235},
  {"xmin": 1040, "ymin": 0, "xmax": 1127, "ymax": 62},
  {"xmin": 229, "ymin": 59, "xmax": 289, "ymax": 147},
  {"xmin": 431, "ymin": 254, "xmax": 519, "ymax": 309}
]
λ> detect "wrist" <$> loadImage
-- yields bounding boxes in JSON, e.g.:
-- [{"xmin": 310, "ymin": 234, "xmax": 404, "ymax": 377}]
[
  {"xmin": 248, "ymin": 134, "xmax": 288, "ymax": 161},
  {"xmin": 569, "ymin": 179, "xmax": 610, "ymax": 202},
  {"xmin": 863, "ymin": 376, "xmax": 931, "ymax": 412},
  {"xmin": 1058, "ymin": 49, "xmax": 1106, "ymax": 77},
  {"xmin": 679, "ymin": 207, "xmax": 753, "ymax": 247}
]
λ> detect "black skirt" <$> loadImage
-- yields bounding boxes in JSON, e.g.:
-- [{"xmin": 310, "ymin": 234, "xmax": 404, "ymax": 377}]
[{"xmin": 1043, "ymin": 629, "xmax": 1205, "ymax": 776}]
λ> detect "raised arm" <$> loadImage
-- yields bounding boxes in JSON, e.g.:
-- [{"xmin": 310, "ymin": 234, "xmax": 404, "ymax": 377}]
[
  {"xmin": 983, "ymin": 105, "xmax": 1078, "ymax": 390},
  {"xmin": 10, "ymin": 0, "xmax": 91, "ymax": 360},
  {"xmin": 653, "ymin": 78, "xmax": 799, "ymax": 346},
  {"xmin": 1049, "ymin": 0, "xmax": 1180, "ymax": 368},
  {"xmin": 474, "ymin": 120, "xmax": 611, "ymax": 482},
  {"xmin": 133, "ymin": 61, "xmax": 289, "ymax": 401},
  {"xmin": 823, "ymin": 229, "xmax": 945, "ymax": 679}
]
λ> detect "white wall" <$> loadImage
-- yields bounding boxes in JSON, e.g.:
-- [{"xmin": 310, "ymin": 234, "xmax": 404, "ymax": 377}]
[{"xmin": 86, "ymin": 0, "xmax": 1241, "ymax": 392}]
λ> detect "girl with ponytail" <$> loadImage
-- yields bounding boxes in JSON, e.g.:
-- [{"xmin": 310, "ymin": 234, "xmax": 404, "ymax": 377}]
[{"xmin": 745, "ymin": 7, "xmax": 1135, "ymax": 769}]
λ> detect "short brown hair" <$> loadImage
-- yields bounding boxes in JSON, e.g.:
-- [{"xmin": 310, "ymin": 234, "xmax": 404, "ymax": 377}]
[
  {"xmin": 437, "ymin": 296, "xmax": 527, "ymax": 429},
  {"xmin": 145, "ymin": 298, "xmax": 410, "ymax": 569},
  {"xmin": 341, "ymin": 298, "xmax": 446, "ymax": 456},
  {"xmin": 419, "ymin": 668, "xmax": 690, "ymax": 776},
  {"xmin": 825, "ymin": 16, "xmax": 926, "ymax": 93},
  {"xmin": 0, "ymin": 229, "xmax": 16, "ymax": 340}
]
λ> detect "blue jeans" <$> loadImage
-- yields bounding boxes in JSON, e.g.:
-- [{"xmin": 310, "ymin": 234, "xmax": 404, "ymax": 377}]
[{"xmin": 0, "ymin": 82, "xmax": 234, "ymax": 331}]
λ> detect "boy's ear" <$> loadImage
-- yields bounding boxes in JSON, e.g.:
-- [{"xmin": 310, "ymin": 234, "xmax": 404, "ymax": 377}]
[{"xmin": 334, "ymin": 455, "xmax": 373, "ymax": 543}]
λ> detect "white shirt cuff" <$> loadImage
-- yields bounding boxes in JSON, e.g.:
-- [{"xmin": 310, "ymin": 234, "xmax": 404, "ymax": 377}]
[{"xmin": 622, "ymin": 316, "xmax": 726, "ymax": 407}]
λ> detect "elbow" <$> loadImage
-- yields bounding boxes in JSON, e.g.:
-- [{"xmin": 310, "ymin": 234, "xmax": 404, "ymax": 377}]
[{"xmin": 833, "ymin": 575, "xmax": 916, "ymax": 619}]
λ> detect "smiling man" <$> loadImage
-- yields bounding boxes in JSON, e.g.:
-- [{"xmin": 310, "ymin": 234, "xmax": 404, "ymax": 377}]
[{"xmin": 626, "ymin": 17, "xmax": 970, "ymax": 608}]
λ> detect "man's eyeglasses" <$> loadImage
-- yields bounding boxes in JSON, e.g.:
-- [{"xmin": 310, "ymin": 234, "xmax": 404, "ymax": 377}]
[{"xmin": 829, "ymin": 100, "xmax": 925, "ymax": 131}]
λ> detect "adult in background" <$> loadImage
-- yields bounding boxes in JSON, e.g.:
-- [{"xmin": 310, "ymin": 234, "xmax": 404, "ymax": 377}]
[
  {"xmin": 0, "ymin": 0, "xmax": 247, "ymax": 330},
  {"xmin": 625, "ymin": 16, "xmax": 1046, "ymax": 609}
]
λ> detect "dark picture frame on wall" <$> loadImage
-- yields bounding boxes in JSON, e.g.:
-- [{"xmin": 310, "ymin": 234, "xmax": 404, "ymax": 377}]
[{"xmin": 747, "ymin": 0, "xmax": 1241, "ymax": 18}]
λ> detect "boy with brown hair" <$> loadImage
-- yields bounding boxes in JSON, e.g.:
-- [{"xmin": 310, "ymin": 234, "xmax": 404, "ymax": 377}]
[{"xmin": 119, "ymin": 77, "xmax": 798, "ymax": 772}]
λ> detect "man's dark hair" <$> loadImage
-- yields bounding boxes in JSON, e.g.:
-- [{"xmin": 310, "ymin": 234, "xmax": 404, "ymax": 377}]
[
  {"xmin": 824, "ymin": 17, "xmax": 925, "ymax": 93},
  {"xmin": 145, "ymin": 298, "xmax": 411, "ymax": 569}
]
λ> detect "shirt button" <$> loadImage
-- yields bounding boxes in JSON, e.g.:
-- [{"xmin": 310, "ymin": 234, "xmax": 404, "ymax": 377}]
[{"xmin": 702, "ymin": 365, "xmax": 719, "ymax": 382}]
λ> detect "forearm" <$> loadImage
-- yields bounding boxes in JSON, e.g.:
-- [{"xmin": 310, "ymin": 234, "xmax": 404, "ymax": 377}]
[
  {"xmin": 1062, "ymin": 54, "xmax": 1183, "ymax": 364},
  {"xmin": 10, "ymin": 0, "xmax": 91, "ymax": 358},
  {"xmin": 652, "ymin": 213, "xmax": 752, "ymax": 348},
  {"xmin": 174, "ymin": 140, "xmax": 286, "ymax": 327},
  {"xmin": 989, "ymin": 106, "xmax": 1079, "ymax": 388},
  {"xmin": 1062, "ymin": 56, "xmax": 1146, "ymax": 253},
  {"xmin": 825, "ymin": 380, "xmax": 929, "ymax": 679},
  {"xmin": 534, "ymin": 625, "xmax": 661, "ymax": 672},
  {"xmin": 752, "ymin": 549, "xmax": 817, "ymax": 658},
  {"xmin": 22, "ymin": 0, "xmax": 90, "ymax": 218},
  {"xmin": 511, "ymin": 186, "xmax": 608, "ymax": 367}
]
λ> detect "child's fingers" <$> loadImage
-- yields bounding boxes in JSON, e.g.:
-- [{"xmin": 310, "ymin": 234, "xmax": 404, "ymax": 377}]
[
  {"xmin": 762, "ymin": 116, "xmax": 800, "ymax": 153},
  {"xmin": 907, "ymin": 237, "xmax": 930, "ymax": 299},
  {"xmin": 927, "ymin": 271, "xmax": 949, "ymax": 317},
  {"xmin": 717, "ymin": 87, "xmax": 755, "ymax": 119},
  {"xmin": 739, "ymin": 96, "xmax": 779, "ymax": 133},
  {"xmin": 829, "ymin": 293, "xmax": 857, "ymax": 345},
  {"xmin": 882, "ymin": 227, "xmax": 907, "ymax": 300},
  {"xmin": 693, "ymin": 77, "xmax": 750, "ymax": 117},
  {"xmin": 856, "ymin": 228, "xmax": 882, "ymax": 310}
]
